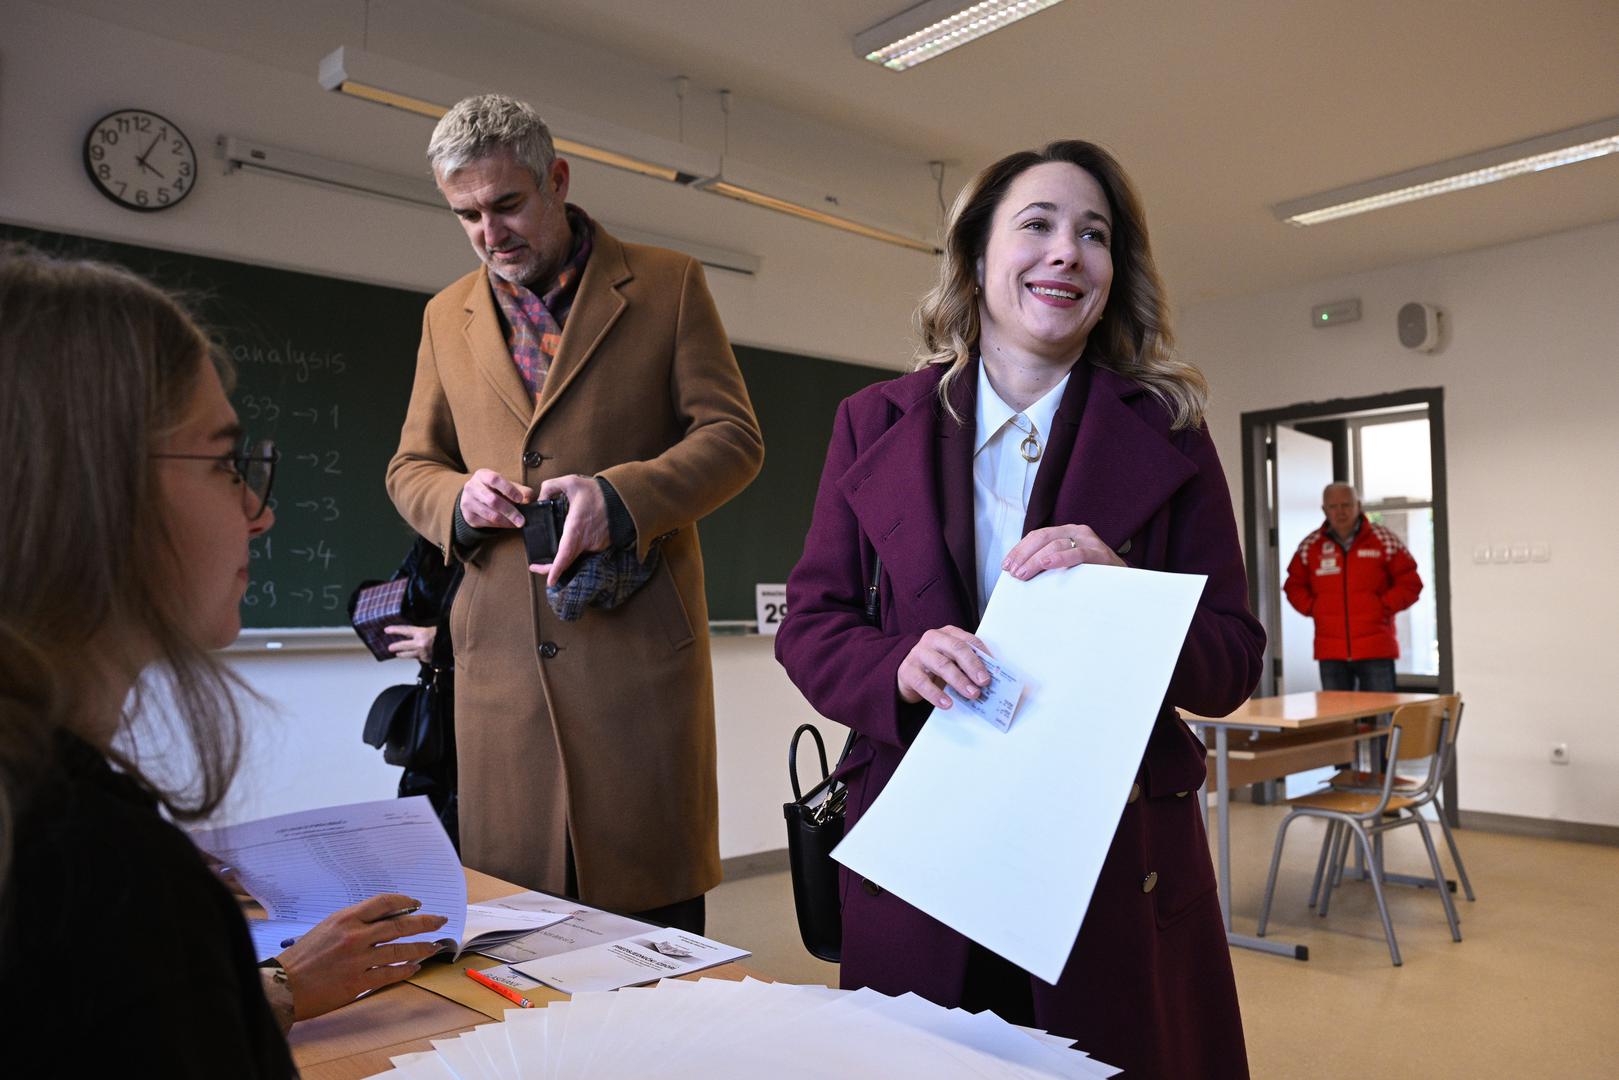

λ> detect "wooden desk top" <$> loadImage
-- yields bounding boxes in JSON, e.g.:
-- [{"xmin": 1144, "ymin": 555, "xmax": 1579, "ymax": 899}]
[
  {"xmin": 1182, "ymin": 690, "xmax": 1438, "ymax": 731},
  {"xmin": 288, "ymin": 869, "xmax": 764, "ymax": 1080}
]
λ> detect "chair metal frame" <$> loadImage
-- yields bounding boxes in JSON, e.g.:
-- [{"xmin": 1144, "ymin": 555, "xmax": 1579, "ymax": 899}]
[
  {"xmin": 1255, "ymin": 701, "xmax": 1462, "ymax": 966},
  {"xmin": 1329, "ymin": 695, "xmax": 1475, "ymax": 902}
]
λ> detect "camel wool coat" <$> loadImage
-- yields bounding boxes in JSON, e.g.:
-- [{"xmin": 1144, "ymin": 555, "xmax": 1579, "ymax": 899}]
[{"xmin": 387, "ymin": 225, "xmax": 763, "ymax": 912}]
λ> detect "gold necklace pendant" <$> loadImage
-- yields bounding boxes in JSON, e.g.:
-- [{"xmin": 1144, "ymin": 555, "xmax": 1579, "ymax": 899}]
[{"xmin": 1019, "ymin": 432, "xmax": 1041, "ymax": 463}]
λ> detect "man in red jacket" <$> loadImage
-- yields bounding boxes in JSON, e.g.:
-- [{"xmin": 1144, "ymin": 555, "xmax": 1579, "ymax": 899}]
[{"xmin": 1284, "ymin": 482, "xmax": 1423, "ymax": 691}]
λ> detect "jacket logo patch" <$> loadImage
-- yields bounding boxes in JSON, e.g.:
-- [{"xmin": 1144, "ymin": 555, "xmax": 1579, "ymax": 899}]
[{"xmin": 1357, "ymin": 548, "xmax": 1381, "ymax": 557}]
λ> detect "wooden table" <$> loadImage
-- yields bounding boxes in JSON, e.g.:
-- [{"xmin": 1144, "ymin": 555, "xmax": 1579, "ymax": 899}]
[
  {"xmin": 1181, "ymin": 691, "xmax": 1438, "ymax": 961},
  {"xmin": 288, "ymin": 870, "xmax": 763, "ymax": 1079}
]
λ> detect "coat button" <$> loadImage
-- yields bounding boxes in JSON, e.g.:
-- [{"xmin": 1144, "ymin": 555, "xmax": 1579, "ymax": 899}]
[
  {"xmin": 1141, "ymin": 871, "xmax": 1159, "ymax": 894},
  {"xmin": 1176, "ymin": 790, "xmax": 1189, "ymax": 798},
  {"xmin": 1127, "ymin": 782, "xmax": 1141, "ymax": 804},
  {"xmin": 1118, "ymin": 539, "xmax": 1132, "ymax": 555},
  {"xmin": 522, "ymin": 450, "xmax": 543, "ymax": 468},
  {"xmin": 861, "ymin": 878, "xmax": 883, "ymax": 897},
  {"xmin": 538, "ymin": 641, "xmax": 559, "ymax": 659}
]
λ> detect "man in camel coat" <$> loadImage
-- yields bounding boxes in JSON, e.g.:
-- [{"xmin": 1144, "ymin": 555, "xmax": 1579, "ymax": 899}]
[{"xmin": 387, "ymin": 94, "xmax": 763, "ymax": 931}]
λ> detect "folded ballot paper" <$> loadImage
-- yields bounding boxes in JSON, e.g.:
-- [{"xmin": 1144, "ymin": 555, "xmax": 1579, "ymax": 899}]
[
  {"xmin": 191, "ymin": 796, "xmax": 568, "ymax": 962},
  {"xmin": 364, "ymin": 978, "xmax": 1119, "ymax": 1079}
]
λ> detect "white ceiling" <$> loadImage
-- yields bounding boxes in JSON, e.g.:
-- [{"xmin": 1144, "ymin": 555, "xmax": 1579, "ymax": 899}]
[{"xmin": 459, "ymin": 0, "xmax": 1619, "ymax": 303}]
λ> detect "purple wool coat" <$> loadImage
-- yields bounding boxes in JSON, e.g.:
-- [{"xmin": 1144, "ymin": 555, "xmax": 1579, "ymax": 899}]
[{"xmin": 776, "ymin": 358, "xmax": 1264, "ymax": 1078}]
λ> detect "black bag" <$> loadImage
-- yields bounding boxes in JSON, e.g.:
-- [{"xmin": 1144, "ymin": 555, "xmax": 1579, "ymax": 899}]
[
  {"xmin": 363, "ymin": 670, "xmax": 449, "ymax": 769},
  {"xmin": 780, "ymin": 555, "xmax": 881, "ymax": 963},
  {"xmin": 783, "ymin": 723, "xmax": 854, "ymax": 962}
]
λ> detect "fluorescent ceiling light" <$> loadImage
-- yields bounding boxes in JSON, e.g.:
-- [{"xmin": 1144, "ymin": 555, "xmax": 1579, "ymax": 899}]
[
  {"xmin": 319, "ymin": 47, "xmax": 715, "ymax": 184},
  {"xmin": 219, "ymin": 135, "xmax": 760, "ymax": 275},
  {"xmin": 1273, "ymin": 115, "xmax": 1619, "ymax": 226},
  {"xmin": 318, "ymin": 46, "xmax": 938, "ymax": 254},
  {"xmin": 698, "ymin": 180, "xmax": 941, "ymax": 254},
  {"xmin": 855, "ymin": 0, "xmax": 1068, "ymax": 71}
]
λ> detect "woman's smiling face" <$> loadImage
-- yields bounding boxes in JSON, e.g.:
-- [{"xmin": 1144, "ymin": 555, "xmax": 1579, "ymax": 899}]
[{"xmin": 976, "ymin": 160, "xmax": 1114, "ymax": 370}]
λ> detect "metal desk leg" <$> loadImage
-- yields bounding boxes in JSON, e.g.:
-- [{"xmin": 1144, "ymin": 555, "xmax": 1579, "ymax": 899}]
[
  {"xmin": 1213, "ymin": 722, "xmax": 1310, "ymax": 961},
  {"xmin": 1216, "ymin": 725, "xmax": 1231, "ymax": 932}
]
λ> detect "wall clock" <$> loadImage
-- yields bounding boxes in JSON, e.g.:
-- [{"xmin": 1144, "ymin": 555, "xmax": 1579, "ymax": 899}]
[{"xmin": 83, "ymin": 108, "xmax": 197, "ymax": 212}]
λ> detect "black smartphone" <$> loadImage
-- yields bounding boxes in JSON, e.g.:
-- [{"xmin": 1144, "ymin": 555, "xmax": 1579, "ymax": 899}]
[{"xmin": 520, "ymin": 497, "xmax": 568, "ymax": 565}]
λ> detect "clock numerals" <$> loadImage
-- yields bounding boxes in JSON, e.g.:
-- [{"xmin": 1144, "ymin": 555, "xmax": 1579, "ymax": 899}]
[{"xmin": 83, "ymin": 109, "xmax": 196, "ymax": 213}]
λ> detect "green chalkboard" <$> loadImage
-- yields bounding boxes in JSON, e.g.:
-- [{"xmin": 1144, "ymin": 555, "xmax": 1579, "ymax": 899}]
[
  {"xmin": 2, "ymin": 224, "xmax": 896, "ymax": 628},
  {"xmin": 2, "ymin": 224, "xmax": 424, "ymax": 628},
  {"xmin": 700, "ymin": 345, "xmax": 892, "ymax": 622}
]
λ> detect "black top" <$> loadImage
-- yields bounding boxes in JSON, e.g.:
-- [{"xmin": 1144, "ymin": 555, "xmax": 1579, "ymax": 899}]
[{"xmin": 0, "ymin": 733, "xmax": 296, "ymax": 1077}]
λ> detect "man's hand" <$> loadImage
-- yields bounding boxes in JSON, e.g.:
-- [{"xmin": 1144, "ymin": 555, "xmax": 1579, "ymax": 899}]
[
  {"xmin": 459, "ymin": 468, "xmax": 532, "ymax": 529},
  {"xmin": 276, "ymin": 893, "xmax": 449, "ymax": 1022},
  {"xmin": 530, "ymin": 475, "xmax": 611, "ymax": 587},
  {"xmin": 384, "ymin": 624, "xmax": 437, "ymax": 663}
]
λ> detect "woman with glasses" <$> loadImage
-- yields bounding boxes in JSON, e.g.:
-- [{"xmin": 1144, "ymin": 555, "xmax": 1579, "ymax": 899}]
[{"xmin": 0, "ymin": 246, "xmax": 448, "ymax": 1074}]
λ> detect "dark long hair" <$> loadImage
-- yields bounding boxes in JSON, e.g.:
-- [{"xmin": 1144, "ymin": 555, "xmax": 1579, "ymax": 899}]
[{"xmin": 0, "ymin": 244, "xmax": 246, "ymax": 895}]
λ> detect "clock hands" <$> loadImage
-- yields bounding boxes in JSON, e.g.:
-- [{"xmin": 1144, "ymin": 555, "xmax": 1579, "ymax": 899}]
[{"xmin": 135, "ymin": 133, "xmax": 167, "ymax": 180}]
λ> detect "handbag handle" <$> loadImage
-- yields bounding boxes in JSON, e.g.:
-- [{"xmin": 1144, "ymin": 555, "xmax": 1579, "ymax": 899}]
[
  {"xmin": 788, "ymin": 723, "xmax": 830, "ymax": 803},
  {"xmin": 785, "ymin": 552, "xmax": 883, "ymax": 802}
]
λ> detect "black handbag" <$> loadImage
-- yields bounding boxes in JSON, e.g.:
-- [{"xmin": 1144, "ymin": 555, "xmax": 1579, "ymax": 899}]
[
  {"xmin": 780, "ymin": 556, "xmax": 882, "ymax": 963},
  {"xmin": 783, "ymin": 723, "xmax": 854, "ymax": 962},
  {"xmin": 363, "ymin": 668, "xmax": 450, "ymax": 769}
]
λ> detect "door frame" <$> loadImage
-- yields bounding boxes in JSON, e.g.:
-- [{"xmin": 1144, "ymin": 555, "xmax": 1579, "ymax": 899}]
[{"xmin": 1239, "ymin": 387, "xmax": 1458, "ymax": 821}]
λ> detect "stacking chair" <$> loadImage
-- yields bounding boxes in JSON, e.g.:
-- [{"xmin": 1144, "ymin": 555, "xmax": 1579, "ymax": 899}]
[
  {"xmin": 1255, "ymin": 699, "xmax": 1462, "ymax": 966},
  {"xmin": 1329, "ymin": 694, "xmax": 1474, "ymax": 901}
]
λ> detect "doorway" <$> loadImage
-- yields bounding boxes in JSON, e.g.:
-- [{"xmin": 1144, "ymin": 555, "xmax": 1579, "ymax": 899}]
[{"xmin": 1240, "ymin": 388, "xmax": 1457, "ymax": 812}]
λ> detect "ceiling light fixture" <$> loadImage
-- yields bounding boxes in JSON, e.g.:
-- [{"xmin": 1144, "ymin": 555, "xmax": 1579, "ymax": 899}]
[
  {"xmin": 318, "ymin": 46, "xmax": 939, "ymax": 254},
  {"xmin": 1273, "ymin": 115, "xmax": 1619, "ymax": 226},
  {"xmin": 854, "ymin": 0, "xmax": 1068, "ymax": 71},
  {"xmin": 219, "ymin": 135, "xmax": 761, "ymax": 276},
  {"xmin": 319, "ymin": 47, "xmax": 714, "ymax": 184}
]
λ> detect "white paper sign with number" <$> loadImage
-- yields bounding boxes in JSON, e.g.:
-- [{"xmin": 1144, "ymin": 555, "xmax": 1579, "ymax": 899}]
[{"xmin": 755, "ymin": 584, "xmax": 788, "ymax": 636}]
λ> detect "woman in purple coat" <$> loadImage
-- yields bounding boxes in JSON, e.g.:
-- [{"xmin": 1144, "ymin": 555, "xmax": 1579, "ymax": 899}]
[{"xmin": 775, "ymin": 142, "xmax": 1265, "ymax": 1076}]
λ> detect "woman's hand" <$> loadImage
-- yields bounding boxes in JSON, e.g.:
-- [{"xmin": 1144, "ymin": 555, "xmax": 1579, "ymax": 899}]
[
  {"xmin": 276, "ymin": 893, "xmax": 449, "ymax": 1021},
  {"xmin": 1002, "ymin": 524, "xmax": 1124, "ymax": 581},
  {"xmin": 896, "ymin": 626, "xmax": 992, "ymax": 709},
  {"xmin": 384, "ymin": 624, "xmax": 437, "ymax": 663}
]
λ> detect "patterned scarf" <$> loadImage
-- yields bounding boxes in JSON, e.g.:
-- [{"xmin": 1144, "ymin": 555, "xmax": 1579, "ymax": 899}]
[{"xmin": 488, "ymin": 204, "xmax": 595, "ymax": 402}]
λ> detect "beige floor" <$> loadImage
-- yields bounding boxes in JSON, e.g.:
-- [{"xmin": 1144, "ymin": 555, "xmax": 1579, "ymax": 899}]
[{"xmin": 708, "ymin": 800, "xmax": 1619, "ymax": 1079}]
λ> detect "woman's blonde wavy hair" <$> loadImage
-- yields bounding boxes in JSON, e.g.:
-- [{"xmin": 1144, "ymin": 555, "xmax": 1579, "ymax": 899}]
[{"xmin": 914, "ymin": 140, "xmax": 1207, "ymax": 430}]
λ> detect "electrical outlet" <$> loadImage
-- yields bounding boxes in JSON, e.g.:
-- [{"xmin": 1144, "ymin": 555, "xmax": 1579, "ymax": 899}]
[{"xmin": 1550, "ymin": 743, "xmax": 1570, "ymax": 766}]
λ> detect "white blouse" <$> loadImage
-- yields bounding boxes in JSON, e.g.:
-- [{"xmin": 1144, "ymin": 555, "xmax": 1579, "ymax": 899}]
[{"xmin": 972, "ymin": 363, "xmax": 1069, "ymax": 619}]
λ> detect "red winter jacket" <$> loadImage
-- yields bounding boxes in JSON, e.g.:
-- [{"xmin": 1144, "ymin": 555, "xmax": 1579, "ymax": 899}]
[{"xmin": 1284, "ymin": 515, "xmax": 1422, "ymax": 660}]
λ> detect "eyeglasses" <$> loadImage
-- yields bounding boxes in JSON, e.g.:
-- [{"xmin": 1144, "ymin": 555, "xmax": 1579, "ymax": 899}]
[{"xmin": 151, "ymin": 437, "xmax": 279, "ymax": 520}]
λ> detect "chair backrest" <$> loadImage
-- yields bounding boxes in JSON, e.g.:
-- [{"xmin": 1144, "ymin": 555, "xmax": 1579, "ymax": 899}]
[
  {"xmin": 1437, "ymin": 693, "xmax": 1464, "ymax": 776},
  {"xmin": 1391, "ymin": 699, "xmax": 1446, "ymax": 761}
]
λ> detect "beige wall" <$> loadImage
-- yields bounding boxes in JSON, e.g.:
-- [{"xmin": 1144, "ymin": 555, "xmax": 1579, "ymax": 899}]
[{"xmin": 1183, "ymin": 218, "xmax": 1619, "ymax": 827}]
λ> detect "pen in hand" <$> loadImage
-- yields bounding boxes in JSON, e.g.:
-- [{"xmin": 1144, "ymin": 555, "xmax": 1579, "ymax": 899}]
[{"xmin": 280, "ymin": 903, "xmax": 425, "ymax": 948}]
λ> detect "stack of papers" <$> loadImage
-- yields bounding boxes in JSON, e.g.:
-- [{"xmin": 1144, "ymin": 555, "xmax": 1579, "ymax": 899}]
[{"xmin": 367, "ymin": 977, "xmax": 1119, "ymax": 1079}]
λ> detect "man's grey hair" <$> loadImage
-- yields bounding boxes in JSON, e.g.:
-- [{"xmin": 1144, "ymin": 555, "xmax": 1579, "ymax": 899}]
[
  {"xmin": 1323, "ymin": 482, "xmax": 1361, "ymax": 501},
  {"xmin": 428, "ymin": 94, "xmax": 555, "ymax": 182}
]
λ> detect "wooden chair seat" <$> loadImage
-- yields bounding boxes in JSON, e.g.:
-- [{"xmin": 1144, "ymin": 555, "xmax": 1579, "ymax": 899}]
[
  {"xmin": 1329, "ymin": 768, "xmax": 1420, "ymax": 791},
  {"xmin": 1291, "ymin": 788, "xmax": 1418, "ymax": 815}
]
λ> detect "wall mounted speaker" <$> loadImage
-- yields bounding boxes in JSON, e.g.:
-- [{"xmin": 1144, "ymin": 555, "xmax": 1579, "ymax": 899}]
[{"xmin": 1397, "ymin": 302, "xmax": 1443, "ymax": 352}]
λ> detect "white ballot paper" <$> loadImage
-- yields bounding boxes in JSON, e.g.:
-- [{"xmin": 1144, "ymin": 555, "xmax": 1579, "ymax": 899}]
[
  {"xmin": 511, "ymin": 930, "xmax": 750, "ymax": 994},
  {"xmin": 833, "ymin": 564, "xmax": 1206, "ymax": 982},
  {"xmin": 192, "ymin": 796, "xmax": 468, "ymax": 961}
]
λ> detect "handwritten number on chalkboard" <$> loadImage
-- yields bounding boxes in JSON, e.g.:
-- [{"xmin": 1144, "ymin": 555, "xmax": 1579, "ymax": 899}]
[
  {"xmin": 322, "ymin": 585, "xmax": 343, "ymax": 611},
  {"xmin": 322, "ymin": 450, "xmax": 342, "ymax": 475},
  {"xmin": 249, "ymin": 537, "xmax": 272, "ymax": 561}
]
